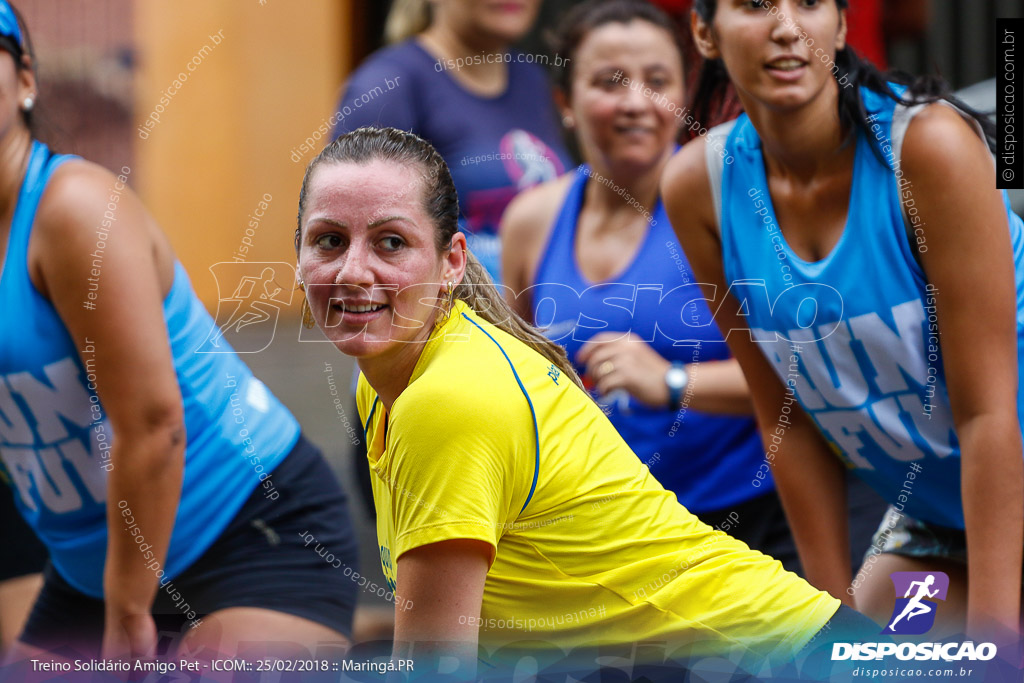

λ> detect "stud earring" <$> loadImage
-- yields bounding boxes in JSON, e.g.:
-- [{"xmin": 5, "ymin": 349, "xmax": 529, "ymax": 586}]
[
  {"xmin": 562, "ymin": 115, "xmax": 574, "ymax": 129},
  {"xmin": 21, "ymin": 96, "xmax": 33, "ymax": 111}
]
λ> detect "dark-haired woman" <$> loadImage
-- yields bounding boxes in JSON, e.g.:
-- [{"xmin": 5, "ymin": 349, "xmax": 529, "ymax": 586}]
[
  {"xmin": 0, "ymin": 1, "xmax": 357, "ymax": 662},
  {"xmin": 502, "ymin": 0, "xmax": 799, "ymax": 571},
  {"xmin": 295, "ymin": 125, "xmax": 882, "ymax": 676},
  {"xmin": 663, "ymin": 0, "xmax": 1023, "ymax": 644}
]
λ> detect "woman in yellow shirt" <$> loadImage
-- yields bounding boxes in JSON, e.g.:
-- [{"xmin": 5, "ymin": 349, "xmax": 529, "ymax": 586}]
[{"xmin": 293, "ymin": 125, "xmax": 868, "ymax": 678}]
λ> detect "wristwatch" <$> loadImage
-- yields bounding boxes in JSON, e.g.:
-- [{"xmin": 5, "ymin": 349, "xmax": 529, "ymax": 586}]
[{"xmin": 665, "ymin": 361, "xmax": 688, "ymax": 409}]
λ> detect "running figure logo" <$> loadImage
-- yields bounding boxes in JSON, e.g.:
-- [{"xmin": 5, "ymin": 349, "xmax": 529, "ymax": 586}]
[
  {"xmin": 197, "ymin": 262, "xmax": 295, "ymax": 354},
  {"xmin": 882, "ymin": 571, "xmax": 949, "ymax": 635}
]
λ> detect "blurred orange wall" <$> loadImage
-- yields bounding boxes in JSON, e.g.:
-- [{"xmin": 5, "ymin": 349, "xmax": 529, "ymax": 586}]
[{"xmin": 133, "ymin": 0, "xmax": 350, "ymax": 307}]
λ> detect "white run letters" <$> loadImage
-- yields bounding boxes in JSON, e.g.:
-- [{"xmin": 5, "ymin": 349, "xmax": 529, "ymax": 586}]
[{"xmin": 0, "ymin": 357, "xmax": 109, "ymax": 514}]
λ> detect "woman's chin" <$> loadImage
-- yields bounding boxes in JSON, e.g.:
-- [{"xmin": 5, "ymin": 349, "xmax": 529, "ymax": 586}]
[{"xmin": 330, "ymin": 335, "xmax": 386, "ymax": 359}]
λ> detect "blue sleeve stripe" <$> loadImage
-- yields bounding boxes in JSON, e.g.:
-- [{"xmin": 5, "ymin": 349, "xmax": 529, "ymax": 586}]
[{"xmin": 461, "ymin": 313, "xmax": 540, "ymax": 514}]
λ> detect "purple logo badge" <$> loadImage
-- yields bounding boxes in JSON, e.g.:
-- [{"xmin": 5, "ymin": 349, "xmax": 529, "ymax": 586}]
[{"xmin": 882, "ymin": 571, "xmax": 949, "ymax": 635}]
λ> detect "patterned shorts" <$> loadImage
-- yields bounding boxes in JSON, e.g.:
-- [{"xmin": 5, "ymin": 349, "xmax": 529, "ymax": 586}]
[{"xmin": 864, "ymin": 505, "xmax": 967, "ymax": 564}]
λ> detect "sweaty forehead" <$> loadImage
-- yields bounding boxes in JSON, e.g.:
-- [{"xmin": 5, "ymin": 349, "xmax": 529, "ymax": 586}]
[{"xmin": 305, "ymin": 159, "xmax": 429, "ymax": 220}]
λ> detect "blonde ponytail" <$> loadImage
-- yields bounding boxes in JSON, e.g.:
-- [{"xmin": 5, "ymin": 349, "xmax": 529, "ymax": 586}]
[
  {"xmin": 455, "ymin": 252, "xmax": 587, "ymax": 393},
  {"xmin": 384, "ymin": 0, "xmax": 432, "ymax": 44}
]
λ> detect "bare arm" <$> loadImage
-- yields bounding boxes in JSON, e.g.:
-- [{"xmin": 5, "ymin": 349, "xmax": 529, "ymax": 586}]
[
  {"xmin": 661, "ymin": 139, "xmax": 853, "ymax": 601},
  {"xmin": 903, "ymin": 105, "xmax": 1023, "ymax": 640},
  {"xmin": 34, "ymin": 162, "xmax": 185, "ymax": 658},
  {"xmin": 392, "ymin": 539, "xmax": 491, "ymax": 675},
  {"xmin": 684, "ymin": 358, "xmax": 753, "ymax": 414},
  {"xmin": 577, "ymin": 333, "xmax": 753, "ymax": 414}
]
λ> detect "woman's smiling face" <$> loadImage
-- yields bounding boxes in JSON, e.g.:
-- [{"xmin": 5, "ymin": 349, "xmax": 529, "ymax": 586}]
[
  {"xmin": 297, "ymin": 159, "xmax": 462, "ymax": 360},
  {"xmin": 567, "ymin": 19, "xmax": 685, "ymax": 172}
]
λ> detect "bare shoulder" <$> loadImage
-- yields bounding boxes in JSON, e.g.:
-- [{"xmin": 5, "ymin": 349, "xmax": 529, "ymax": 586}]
[
  {"xmin": 901, "ymin": 101, "xmax": 992, "ymax": 177},
  {"xmin": 31, "ymin": 157, "xmax": 174, "ymax": 297},
  {"xmin": 501, "ymin": 172, "xmax": 575, "ymax": 244},
  {"xmin": 34, "ymin": 159, "xmax": 140, "ymax": 240},
  {"xmin": 661, "ymin": 135, "xmax": 716, "ymax": 235},
  {"xmin": 500, "ymin": 172, "xmax": 575, "ymax": 289}
]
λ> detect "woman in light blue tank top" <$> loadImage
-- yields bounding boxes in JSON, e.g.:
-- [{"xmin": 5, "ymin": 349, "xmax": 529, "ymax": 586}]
[
  {"xmin": 502, "ymin": 0, "xmax": 803, "ymax": 572},
  {"xmin": 0, "ymin": 3, "xmax": 357, "ymax": 663},
  {"xmin": 662, "ymin": 0, "xmax": 1023, "ymax": 647}
]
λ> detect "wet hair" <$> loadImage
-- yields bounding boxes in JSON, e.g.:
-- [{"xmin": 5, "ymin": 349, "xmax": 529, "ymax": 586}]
[
  {"xmin": 295, "ymin": 126, "xmax": 586, "ymax": 391},
  {"xmin": 691, "ymin": 0, "xmax": 996, "ymax": 156},
  {"xmin": 550, "ymin": 0, "xmax": 686, "ymax": 96}
]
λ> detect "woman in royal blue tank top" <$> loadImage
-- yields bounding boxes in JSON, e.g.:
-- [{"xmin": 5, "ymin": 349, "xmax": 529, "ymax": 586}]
[
  {"xmin": 662, "ymin": 0, "xmax": 1022, "ymax": 645},
  {"xmin": 0, "ymin": 3, "xmax": 357, "ymax": 664},
  {"xmin": 501, "ymin": 0, "xmax": 802, "ymax": 568}
]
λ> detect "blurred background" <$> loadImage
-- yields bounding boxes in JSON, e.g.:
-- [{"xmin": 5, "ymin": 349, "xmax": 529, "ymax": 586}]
[{"xmin": 18, "ymin": 0, "xmax": 1024, "ymax": 622}]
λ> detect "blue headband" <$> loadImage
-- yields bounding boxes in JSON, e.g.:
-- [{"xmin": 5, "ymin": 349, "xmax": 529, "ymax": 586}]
[{"xmin": 0, "ymin": 1, "xmax": 22, "ymax": 50}]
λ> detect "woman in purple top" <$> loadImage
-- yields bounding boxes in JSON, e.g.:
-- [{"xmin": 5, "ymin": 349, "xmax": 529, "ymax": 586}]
[{"xmin": 331, "ymin": 0, "xmax": 571, "ymax": 283}]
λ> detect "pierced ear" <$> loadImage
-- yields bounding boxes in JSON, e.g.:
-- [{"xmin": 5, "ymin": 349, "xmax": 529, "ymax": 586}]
[
  {"xmin": 17, "ymin": 55, "xmax": 36, "ymax": 100},
  {"xmin": 553, "ymin": 87, "xmax": 573, "ymax": 129},
  {"xmin": 691, "ymin": 10, "xmax": 721, "ymax": 60}
]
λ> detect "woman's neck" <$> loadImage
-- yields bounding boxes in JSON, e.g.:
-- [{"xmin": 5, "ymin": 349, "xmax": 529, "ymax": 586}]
[
  {"xmin": 0, "ymin": 129, "xmax": 35, "ymax": 273},
  {"xmin": 583, "ymin": 147, "xmax": 672, "ymax": 229},
  {"xmin": 741, "ymin": 80, "xmax": 851, "ymax": 182},
  {"xmin": 356, "ymin": 329, "xmax": 434, "ymax": 413},
  {"xmin": 418, "ymin": 24, "xmax": 509, "ymax": 97}
]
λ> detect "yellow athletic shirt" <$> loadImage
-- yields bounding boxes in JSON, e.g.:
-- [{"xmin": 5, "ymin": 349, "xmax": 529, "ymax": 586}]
[{"xmin": 357, "ymin": 300, "xmax": 840, "ymax": 663}]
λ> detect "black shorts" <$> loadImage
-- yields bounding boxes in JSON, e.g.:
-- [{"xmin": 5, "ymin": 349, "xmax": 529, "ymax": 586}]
[
  {"xmin": 696, "ymin": 489, "xmax": 800, "ymax": 574},
  {"xmin": 0, "ymin": 478, "xmax": 48, "ymax": 581},
  {"xmin": 19, "ymin": 434, "xmax": 359, "ymax": 656}
]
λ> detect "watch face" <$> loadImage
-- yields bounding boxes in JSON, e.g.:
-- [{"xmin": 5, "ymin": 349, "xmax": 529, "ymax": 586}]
[{"xmin": 666, "ymin": 367, "xmax": 687, "ymax": 389}]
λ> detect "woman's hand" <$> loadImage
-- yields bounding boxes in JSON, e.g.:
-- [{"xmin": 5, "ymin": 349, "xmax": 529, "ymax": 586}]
[
  {"xmin": 577, "ymin": 332, "xmax": 672, "ymax": 408},
  {"xmin": 577, "ymin": 332, "xmax": 754, "ymax": 414},
  {"xmin": 102, "ymin": 608, "xmax": 157, "ymax": 661}
]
